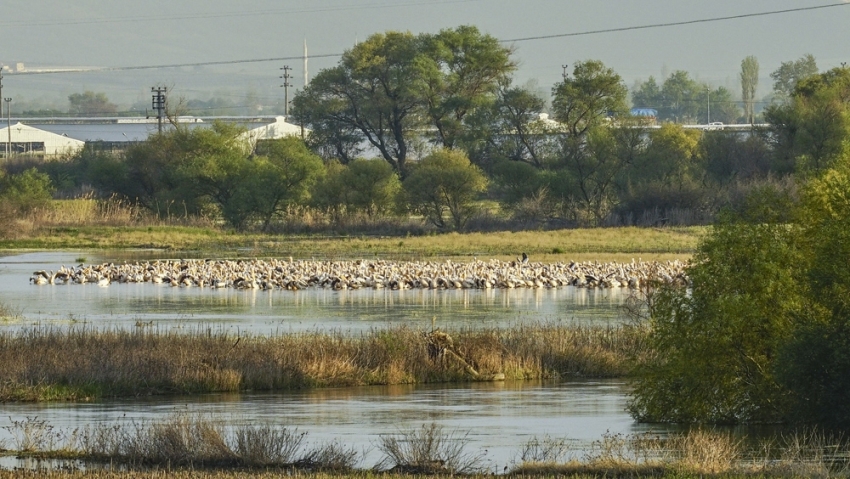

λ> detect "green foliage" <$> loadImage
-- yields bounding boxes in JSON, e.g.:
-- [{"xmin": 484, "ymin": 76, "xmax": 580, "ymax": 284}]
[
  {"xmin": 344, "ymin": 159, "xmax": 402, "ymax": 218},
  {"xmin": 740, "ymin": 56, "xmax": 759, "ymax": 124},
  {"xmin": 776, "ymin": 159, "xmax": 850, "ymax": 428},
  {"xmin": 460, "ymin": 81, "xmax": 555, "ymax": 171},
  {"xmin": 420, "ymin": 25, "xmax": 516, "ymax": 149},
  {"xmin": 631, "ymin": 71, "xmax": 737, "ymax": 124},
  {"xmin": 629, "ymin": 218, "xmax": 802, "ymax": 423},
  {"xmin": 293, "ymin": 26, "xmax": 514, "ymax": 178},
  {"xmin": 765, "ymin": 66, "xmax": 850, "ymax": 174},
  {"xmin": 551, "ymin": 60, "xmax": 628, "ymax": 136},
  {"xmin": 770, "ymin": 53, "xmax": 818, "ymax": 101},
  {"xmin": 403, "ymin": 149, "xmax": 487, "ymax": 230},
  {"xmin": 617, "ymin": 124, "xmax": 706, "ymax": 216},
  {"xmin": 68, "ymin": 91, "xmax": 117, "ymax": 117},
  {"xmin": 660, "ymin": 71, "xmax": 703, "ymax": 123},
  {"xmin": 698, "ymin": 130, "xmax": 774, "ymax": 183},
  {"xmin": 0, "ymin": 168, "xmax": 54, "ymax": 214},
  {"xmin": 631, "ymin": 153, "xmax": 850, "ymax": 426},
  {"xmin": 241, "ymin": 137, "xmax": 324, "ymax": 230}
]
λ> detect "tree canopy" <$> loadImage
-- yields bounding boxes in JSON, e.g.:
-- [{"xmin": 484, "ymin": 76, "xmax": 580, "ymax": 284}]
[
  {"xmin": 292, "ymin": 26, "xmax": 514, "ymax": 178},
  {"xmin": 68, "ymin": 91, "xmax": 118, "ymax": 117}
]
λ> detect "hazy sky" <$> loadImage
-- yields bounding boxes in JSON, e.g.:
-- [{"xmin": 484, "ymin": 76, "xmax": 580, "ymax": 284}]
[{"xmin": 3, "ymin": 0, "xmax": 849, "ymax": 110}]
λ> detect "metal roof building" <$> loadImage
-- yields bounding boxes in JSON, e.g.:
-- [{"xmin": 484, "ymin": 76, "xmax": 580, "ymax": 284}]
[
  {"xmin": 0, "ymin": 122, "xmax": 86, "ymax": 157},
  {"xmin": 21, "ymin": 116, "xmax": 305, "ymax": 150}
]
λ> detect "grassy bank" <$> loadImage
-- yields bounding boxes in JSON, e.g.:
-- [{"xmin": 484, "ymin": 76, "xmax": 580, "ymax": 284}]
[
  {"xmin": 0, "ymin": 225, "xmax": 701, "ymax": 262},
  {"xmin": 0, "ymin": 324, "xmax": 648, "ymax": 402},
  {"xmin": 0, "ymin": 197, "xmax": 702, "ymax": 260}
]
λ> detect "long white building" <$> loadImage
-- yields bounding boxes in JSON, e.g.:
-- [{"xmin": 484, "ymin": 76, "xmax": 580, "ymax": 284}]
[{"xmin": 0, "ymin": 122, "xmax": 85, "ymax": 157}]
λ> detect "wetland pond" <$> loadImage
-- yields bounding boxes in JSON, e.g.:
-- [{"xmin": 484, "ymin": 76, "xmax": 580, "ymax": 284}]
[
  {"xmin": 0, "ymin": 251, "xmax": 632, "ymax": 334},
  {"xmin": 0, "ymin": 251, "xmax": 665, "ymax": 469}
]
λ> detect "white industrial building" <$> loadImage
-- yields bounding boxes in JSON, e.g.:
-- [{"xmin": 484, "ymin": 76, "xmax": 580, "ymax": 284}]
[
  {"xmin": 17, "ymin": 116, "xmax": 305, "ymax": 153},
  {"xmin": 0, "ymin": 122, "xmax": 86, "ymax": 157}
]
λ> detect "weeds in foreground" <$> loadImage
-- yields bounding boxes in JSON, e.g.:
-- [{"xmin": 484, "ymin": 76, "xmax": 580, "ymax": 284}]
[
  {"xmin": 3, "ymin": 417, "xmax": 850, "ymax": 477},
  {"xmin": 518, "ymin": 435, "xmax": 570, "ymax": 464},
  {"xmin": 375, "ymin": 423, "xmax": 486, "ymax": 474},
  {"xmin": 74, "ymin": 414, "xmax": 356, "ymax": 470}
]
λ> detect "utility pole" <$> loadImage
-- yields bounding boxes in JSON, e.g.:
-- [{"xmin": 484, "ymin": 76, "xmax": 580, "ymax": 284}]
[
  {"xmin": 280, "ymin": 65, "xmax": 292, "ymax": 116},
  {"xmin": 562, "ymin": 64, "xmax": 569, "ymax": 81},
  {"xmin": 151, "ymin": 87, "xmax": 166, "ymax": 133},
  {"xmin": 706, "ymin": 87, "xmax": 711, "ymax": 125},
  {"xmin": 4, "ymin": 98, "xmax": 11, "ymax": 158}
]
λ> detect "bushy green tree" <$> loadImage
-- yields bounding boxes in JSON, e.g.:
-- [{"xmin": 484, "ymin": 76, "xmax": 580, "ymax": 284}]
[
  {"xmin": 630, "ymin": 152, "xmax": 850, "ymax": 426},
  {"xmin": 249, "ymin": 137, "xmax": 324, "ymax": 230},
  {"xmin": 403, "ymin": 149, "xmax": 487, "ymax": 230},
  {"xmin": 0, "ymin": 168, "xmax": 54, "ymax": 214},
  {"xmin": 344, "ymin": 159, "xmax": 402, "ymax": 218},
  {"xmin": 770, "ymin": 54, "xmax": 818, "ymax": 103},
  {"xmin": 777, "ymin": 159, "xmax": 850, "ymax": 428},
  {"xmin": 765, "ymin": 66, "xmax": 850, "ymax": 174},
  {"xmin": 629, "ymin": 215, "xmax": 802, "ymax": 423}
]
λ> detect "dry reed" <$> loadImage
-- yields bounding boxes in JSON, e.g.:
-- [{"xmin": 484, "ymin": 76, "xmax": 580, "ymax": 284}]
[
  {"xmin": 4, "ymin": 425, "xmax": 848, "ymax": 478},
  {"xmin": 0, "ymin": 324, "xmax": 647, "ymax": 402}
]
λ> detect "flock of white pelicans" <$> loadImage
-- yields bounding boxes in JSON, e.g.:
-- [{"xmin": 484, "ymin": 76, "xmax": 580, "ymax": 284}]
[{"xmin": 29, "ymin": 256, "xmax": 690, "ymax": 291}]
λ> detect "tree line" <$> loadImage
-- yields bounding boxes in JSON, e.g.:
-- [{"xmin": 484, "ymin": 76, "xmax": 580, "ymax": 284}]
[{"xmin": 1, "ymin": 27, "xmax": 847, "ymax": 234}]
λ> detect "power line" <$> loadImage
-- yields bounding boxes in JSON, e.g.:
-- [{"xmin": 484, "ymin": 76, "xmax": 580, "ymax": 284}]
[
  {"xmin": 6, "ymin": 2, "xmax": 848, "ymax": 77},
  {"xmin": 501, "ymin": 3, "xmax": 849, "ymax": 43}
]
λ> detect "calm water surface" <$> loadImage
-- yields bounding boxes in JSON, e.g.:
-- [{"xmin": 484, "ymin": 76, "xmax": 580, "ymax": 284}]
[{"xmin": 0, "ymin": 251, "xmax": 632, "ymax": 334}]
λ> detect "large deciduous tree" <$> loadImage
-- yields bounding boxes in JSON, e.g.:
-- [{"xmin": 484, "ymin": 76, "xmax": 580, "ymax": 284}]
[
  {"xmin": 549, "ymin": 60, "xmax": 629, "ymax": 225},
  {"xmin": 765, "ymin": 66, "xmax": 850, "ymax": 173},
  {"xmin": 421, "ymin": 26, "xmax": 516, "ymax": 149},
  {"xmin": 292, "ymin": 26, "xmax": 514, "ymax": 177},
  {"xmin": 770, "ymin": 54, "xmax": 818, "ymax": 103}
]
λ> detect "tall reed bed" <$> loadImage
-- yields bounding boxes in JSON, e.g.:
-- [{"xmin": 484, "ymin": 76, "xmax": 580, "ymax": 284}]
[{"xmin": 0, "ymin": 324, "xmax": 648, "ymax": 401}]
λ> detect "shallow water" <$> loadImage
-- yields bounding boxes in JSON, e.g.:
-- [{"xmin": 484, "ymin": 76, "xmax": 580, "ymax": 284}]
[
  {"xmin": 0, "ymin": 379, "xmax": 669, "ymax": 470},
  {"xmin": 0, "ymin": 251, "xmax": 633, "ymax": 334}
]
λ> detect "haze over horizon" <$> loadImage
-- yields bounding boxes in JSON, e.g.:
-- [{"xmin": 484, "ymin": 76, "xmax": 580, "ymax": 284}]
[{"xmin": 3, "ymin": 0, "xmax": 849, "ymax": 113}]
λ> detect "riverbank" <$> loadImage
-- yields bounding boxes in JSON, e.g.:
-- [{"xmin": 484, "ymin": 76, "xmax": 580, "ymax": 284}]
[
  {"xmin": 0, "ymin": 324, "xmax": 647, "ymax": 402},
  {"xmin": 0, "ymin": 226, "xmax": 702, "ymax": 262}
]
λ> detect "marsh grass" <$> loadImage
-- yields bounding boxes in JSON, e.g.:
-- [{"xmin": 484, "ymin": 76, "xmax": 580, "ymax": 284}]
[
  {"xmin": 0, "ymin": 301, "xmax": 23, "ymax": 321},
  {"xmin": 0, "ymin": 220, "xmax": 701, "ymax": 261},
  {"xmin": 0, "ymin": 324, "xmax": 648, "ymax": 402}
]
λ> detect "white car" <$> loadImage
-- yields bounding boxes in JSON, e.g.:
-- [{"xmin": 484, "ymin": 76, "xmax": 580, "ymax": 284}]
[{"xmin": 707, "ymin": 121, "xmax": 725, "ymax": 130}]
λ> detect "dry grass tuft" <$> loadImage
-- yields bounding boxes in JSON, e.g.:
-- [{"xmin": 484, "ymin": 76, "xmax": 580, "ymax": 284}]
[
  {"xmin": 666, "ymin": 429, "xmax": 742, "ymax": 474},
  {"xmin": 375, "ymin": 422, "xmax": 486, "ymax": 474}
]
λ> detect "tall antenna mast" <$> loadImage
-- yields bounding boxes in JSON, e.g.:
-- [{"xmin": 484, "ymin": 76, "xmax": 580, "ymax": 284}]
[{"xmin": 303, "ymin": 39, "xmax": 309, "ymax": 87}]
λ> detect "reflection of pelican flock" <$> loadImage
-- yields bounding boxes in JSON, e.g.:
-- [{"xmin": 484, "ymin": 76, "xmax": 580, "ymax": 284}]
[{"xmin": 30, "ymin": 258, "xmax": 689, "ymax": 291}]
